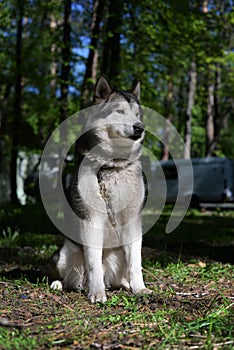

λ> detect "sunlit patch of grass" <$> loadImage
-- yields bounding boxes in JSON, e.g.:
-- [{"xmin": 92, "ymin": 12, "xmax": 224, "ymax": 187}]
[{"xmin": 0, "ymin": 329, "xmax": 38, "ymax": 350}]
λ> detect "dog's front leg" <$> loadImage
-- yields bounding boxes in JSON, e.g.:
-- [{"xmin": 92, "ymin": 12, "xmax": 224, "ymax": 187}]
[
  {"xmin": 124, "ymin": 238, "xmax": 152, "ymax": 295},
  {"xmin": 83, "ymin": 245, "xmax": 106, "ymax": 303}
]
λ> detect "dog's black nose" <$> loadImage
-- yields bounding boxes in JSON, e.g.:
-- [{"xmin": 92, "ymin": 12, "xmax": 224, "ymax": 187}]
[{"xmin": 133, "ymin": 122, "xmax": 144, "ymax": 138}]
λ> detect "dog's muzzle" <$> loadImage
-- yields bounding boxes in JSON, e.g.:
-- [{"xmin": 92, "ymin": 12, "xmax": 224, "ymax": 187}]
[{"xmin": 130, "ymin": 122, "xmax": 145, "ymax": 140}]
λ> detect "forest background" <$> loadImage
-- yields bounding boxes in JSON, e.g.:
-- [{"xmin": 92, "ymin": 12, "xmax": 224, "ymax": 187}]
[{"xmin": 0, "ymin": 0, "xmax": 234, "ymax": 204}]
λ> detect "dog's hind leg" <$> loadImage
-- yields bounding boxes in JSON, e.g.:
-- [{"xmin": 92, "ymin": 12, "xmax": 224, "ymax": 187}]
[
  {"xmin": 103, "ymin": 248, "xmax": 130, "ymax": 291},
  {"xmin": 50, "ymin": 239, "xmax": 85, "ymax": 291}
]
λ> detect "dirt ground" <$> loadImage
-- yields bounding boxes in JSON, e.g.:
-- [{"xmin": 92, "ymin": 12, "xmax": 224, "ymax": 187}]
[{"xmin": 0, "ymin": 245, "xmax": 234, "ymax": 349}]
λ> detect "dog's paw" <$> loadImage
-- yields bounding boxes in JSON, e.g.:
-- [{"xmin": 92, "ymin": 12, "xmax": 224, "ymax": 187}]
[
  {"xmin": 88, "ymin": 291, "xmax": 107, "ymax": 303},
  {"xmin": 50, "ymin": 280, "xmax": 63, "ymax": 291},
  {"xmin": 120, "ymin": 278, "xmax": 130, "ymax": 291},
  {"xmin": 133, "ymin": 287, "xmax": 152, "ymax": 295}
]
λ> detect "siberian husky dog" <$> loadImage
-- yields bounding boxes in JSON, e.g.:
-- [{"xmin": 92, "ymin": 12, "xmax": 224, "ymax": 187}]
[{"xmin": 50, "ymin": 77, "xmax": 152, "ymax": 302}]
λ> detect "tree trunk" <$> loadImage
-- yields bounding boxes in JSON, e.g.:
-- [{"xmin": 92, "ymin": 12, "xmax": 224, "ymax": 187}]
[
  {"xmin": 177, "ymin": 75, "xmax": 186, "ymax": 135},
  {"xmin": 203, "ymin": 0, "xmax": 222, "ymax": 157},
  {"xmin": 58, "ymin": 0, "xmax": 71, "ymax": 190},
  {"xmin": 10, "ymin": 1, "xmax": 23, "ymax": 204},
  {"xmin": 0, "ymin": 85, "xmax": 11, "ymax": 136},
  {"xmin": 213, "ymin": 64, "xmax": 221, "ymax": 150},
  {"xmin": 101, "ymin": 0, "xmax": 123, "ymax": 79},
  {"xmin": 81, "ymin": 0, "xmax": 104, "ymax": 108},
  {"xmin": 50, "ymin": 14, "xmax": 57, "ymax": 98},
  {"xmin": 161, "ymin": 76, "xmax": 173, "ymax": 161},
  {"xmin": 202, "ymin": 1, "xmax": 208, "ymax": 13},
  {"xmin": 60, "ymin": 0, "xmax": 71, "ymax": 123},
  {"xmin": 205, "ymin": 78, "xmax": 215, "ymax": 157},
  {"xmin": 205, "ymin": 65, "xmax": 222, "ymax": 156},
  {"xmin": 184, "ymin": 61, "xmax": 197, "ymax": 159}
]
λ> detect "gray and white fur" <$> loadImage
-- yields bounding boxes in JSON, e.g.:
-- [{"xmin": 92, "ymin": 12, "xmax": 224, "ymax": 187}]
[{"xmin": 50, "ymin": 77, "xmax": 152, "ymax": 303}]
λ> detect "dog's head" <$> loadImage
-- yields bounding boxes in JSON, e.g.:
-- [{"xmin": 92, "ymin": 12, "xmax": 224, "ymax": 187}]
[
  {"xmin": 79, "ymin": 77, "xmax": 144, "ymax": 167},
  {"xmin": 93, "ymin": 77, "xmax": 144, "ymax": 143}
]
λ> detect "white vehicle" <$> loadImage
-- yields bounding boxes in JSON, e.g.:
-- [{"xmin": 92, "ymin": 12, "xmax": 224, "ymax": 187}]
[{"xmin": 153, "ymin": 157, "xmax": 234, "ymax": 207}]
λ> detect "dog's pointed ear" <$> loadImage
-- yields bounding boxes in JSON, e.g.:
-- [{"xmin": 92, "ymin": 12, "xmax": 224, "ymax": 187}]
[
  {"xmin": 131, "ymin": 81, "xmax": 140, "ymax": 100},
  {"xmin": 94, "ymin": 77, "xmax": 112, "ymax": 103}
]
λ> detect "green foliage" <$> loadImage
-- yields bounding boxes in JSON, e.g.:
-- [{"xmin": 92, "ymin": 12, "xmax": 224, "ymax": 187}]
[
  {"xmin": 1, "ymin": 227, "xmax": 19, "ymax": 246},
  {"xmin": 0, "ymin": 202, "xmax": 56, "ymax": 235},
  {"xmin": 1, "ymin": 0, "xmax": 234, "ymax": 204}
]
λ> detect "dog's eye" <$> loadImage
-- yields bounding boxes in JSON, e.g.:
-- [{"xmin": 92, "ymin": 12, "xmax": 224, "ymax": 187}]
[{"xmin": 116, "ymin": 109, "xmax": 125, "ymax": 115}]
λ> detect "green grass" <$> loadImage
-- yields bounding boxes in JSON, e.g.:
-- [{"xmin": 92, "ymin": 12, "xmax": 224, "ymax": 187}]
[
  {"xmin": 0, "ymin": 328, "xmax": 39, "ymax": 350},
  {"xmin": 145, "ymin": 206, "xmax": 234, "ymax": 246},
  {"xmin": 0, "ymin": 267, "xmax": 234, "ymax": 349},
  {"xmin": 0, "ymin": 271, "xmax": 233, "ymax": 349},
  {"xmin": 0, "ymin": 203, "xmax": 234, "ymax": 349}
]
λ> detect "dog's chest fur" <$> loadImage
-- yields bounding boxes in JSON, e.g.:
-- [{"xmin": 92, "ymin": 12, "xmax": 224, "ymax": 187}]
[{"xmin": 97, "ymin": 161, "xmax": 144, "ymax": 227}]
